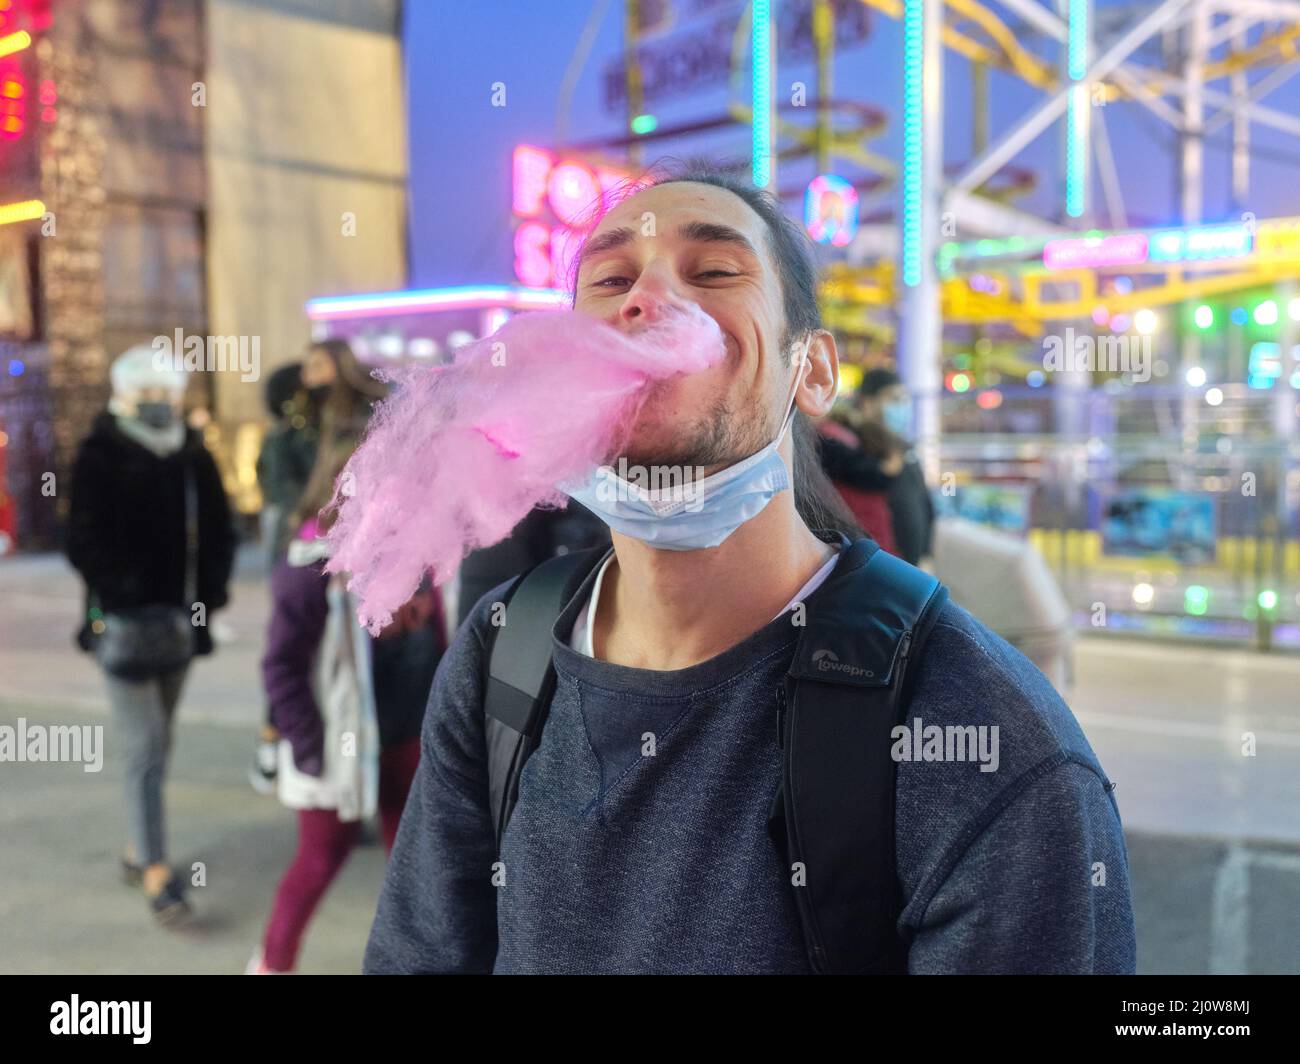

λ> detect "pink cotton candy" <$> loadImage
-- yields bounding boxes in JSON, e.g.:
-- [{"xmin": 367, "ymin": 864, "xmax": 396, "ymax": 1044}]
[{"xmin": 323, "ymin": 302, "xmax": 727, "ymax": 633}]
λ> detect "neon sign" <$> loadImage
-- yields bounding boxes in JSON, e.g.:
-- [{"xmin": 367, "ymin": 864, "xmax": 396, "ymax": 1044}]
[
  {"xmin": 1147, "ymin": 224, "xmax": 1251, "ymax": 263},
  {"xmin": 805, "ymin": 174, "xmax": 859, "ymax": 247},
  {"xmin": 1043, "ymin": 233, "xmax": 1147, "ymax": 270},
  {"xmin": 1255, "ymin": 218, "xmax": 1300, "ymax": 262},
  {"xmin": 305, "ymin": 285, "xmax": 569, "ymax": 321},
  {"xmin": 511, "ymin": 145, "xmax": 633, "ymax": 288}
]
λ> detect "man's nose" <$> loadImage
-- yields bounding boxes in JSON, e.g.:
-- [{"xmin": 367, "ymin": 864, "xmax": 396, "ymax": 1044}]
[{"xmin": 619, "ymin": 269, "xmax": 685, "ymax": 327}]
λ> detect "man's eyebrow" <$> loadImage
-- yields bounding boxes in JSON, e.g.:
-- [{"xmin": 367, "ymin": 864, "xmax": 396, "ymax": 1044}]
[
  {"xmin": 577, "ymin": 219, "xmax": 761, "ymax": 268},
  {"xmin": 676, "ymin": 221, "xmax": 760, "ymax": 256},
  {"xmin": 579, "ymin": 226, "xmax": 637, "ymax": 260}
]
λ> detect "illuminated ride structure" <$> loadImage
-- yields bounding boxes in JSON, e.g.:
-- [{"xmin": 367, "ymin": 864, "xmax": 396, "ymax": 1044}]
[
  {"xmin": 865, "ymin": 0, "xmax": 1300, "ymax": 649},
  {"xmin": 792, "ymin": 0, "xmax": 1300, "ymax": 649},
  {"xmin": 309, "ymin": 0, "xmax": 1300, "ymax": 648}
]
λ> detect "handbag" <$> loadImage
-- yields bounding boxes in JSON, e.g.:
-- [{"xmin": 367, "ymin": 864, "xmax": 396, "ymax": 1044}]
[{"xmin": 94, "ymin": 472, "xmax": 199, "ymax": 680}]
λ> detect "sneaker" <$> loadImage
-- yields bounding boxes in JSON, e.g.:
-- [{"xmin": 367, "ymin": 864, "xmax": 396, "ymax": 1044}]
[
  {"xmin": 248, "ymin": 737, "xmax": 278, "ymax": 795},
  {"xmin": 245, "ymin": 949, "xmax": 292, "ymax": 975},
  {"xmin": 146, "ymin": 874, "xmax": 191, "ymax": 927},
  {"xmin": 120, "ymin": 856, "xmax": 143, "ymax": 888}
]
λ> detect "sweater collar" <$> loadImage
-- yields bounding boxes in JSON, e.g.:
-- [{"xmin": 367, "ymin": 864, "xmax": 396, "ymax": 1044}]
[{"xmin": 548, "ymin": 530, "xmax": 856, "ymax": 697}]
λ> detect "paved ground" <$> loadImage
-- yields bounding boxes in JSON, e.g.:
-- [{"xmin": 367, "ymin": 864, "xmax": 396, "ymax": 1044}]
[
  {"xmin": 0, "ymin": 698, "xmax": 378, "ymax": 975},
  {"xmin": 1, "ymin": 547, "xmax": 1298, "ymax": 973}
]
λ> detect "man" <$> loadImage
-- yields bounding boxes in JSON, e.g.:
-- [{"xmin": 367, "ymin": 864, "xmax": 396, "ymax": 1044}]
[
  {"xmin": 855, "ymin": 367, "xmax": 935, "ymax": 566},
  {"xmin": 364, "ymin": 164, "xmax": 1135, "ymax": 974}
]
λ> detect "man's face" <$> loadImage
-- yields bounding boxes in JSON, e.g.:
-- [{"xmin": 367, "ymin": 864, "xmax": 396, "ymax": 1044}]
[{"xmin": 573, "ymin": 181, "xmax": 798, "ymax": 471}]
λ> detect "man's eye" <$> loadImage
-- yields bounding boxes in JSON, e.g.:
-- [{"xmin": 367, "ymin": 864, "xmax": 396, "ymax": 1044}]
[
  {"xmin": 696, "ymin": 270, "xmax": 739, "ymax": 279},
  {"xmin": 592, "ymin": 276, "xmax": 631, "ymax": 288}
]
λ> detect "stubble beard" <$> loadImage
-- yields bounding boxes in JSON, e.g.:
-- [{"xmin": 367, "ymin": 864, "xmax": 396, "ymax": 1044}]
[{"xmin": 617, "ymin": 386, "xmax": 778, "ymax": 475}]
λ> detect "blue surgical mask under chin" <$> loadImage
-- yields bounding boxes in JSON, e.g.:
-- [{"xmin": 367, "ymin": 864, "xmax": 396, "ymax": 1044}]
[{"xmin": 563, "ymin": 357, "xmax": 806, "ymax": 551}]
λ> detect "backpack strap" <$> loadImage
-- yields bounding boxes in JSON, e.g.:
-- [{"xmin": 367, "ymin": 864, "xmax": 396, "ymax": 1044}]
[
  {"xmin": 774, "ymin": 540, "xmax": 948, "ymax": 974},
  {"xmin": 482, "ymin": 546, "xmax": 609, "ymax": 852}
]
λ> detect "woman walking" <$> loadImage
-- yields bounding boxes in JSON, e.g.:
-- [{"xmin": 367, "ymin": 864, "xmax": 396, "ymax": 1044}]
[
  {"xmin": 66, "ymin": 345, "xmax": 236, "ymax": 924},
  {"xmin": 248, "ymin": 361, "xmax": 443, "ymax": 974},
  {"xmin": 248, "ymin": 339, "xmax": 386, "ymax": 793}
]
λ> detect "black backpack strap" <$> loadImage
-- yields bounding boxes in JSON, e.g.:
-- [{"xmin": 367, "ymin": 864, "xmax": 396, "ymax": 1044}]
[
  {"xmin": 775, "ymin": 541, "xmax": 948, "ymax": 974},
  {"xmin": 482, "ymin": 546, "xmax": 608, "ymax": 853}
]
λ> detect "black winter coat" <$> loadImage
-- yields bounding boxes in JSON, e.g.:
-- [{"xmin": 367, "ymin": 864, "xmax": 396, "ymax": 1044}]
[{"xmin": 66, "ymin": 412, "xmax": 237, "ymax": 657}]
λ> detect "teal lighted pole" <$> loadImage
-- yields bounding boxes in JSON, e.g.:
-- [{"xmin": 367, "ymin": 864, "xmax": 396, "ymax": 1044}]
[
  {"xmin": 899, "ymin": 0, "xmax": 943, "ymax": 458},
  {"xmin": 1065, "ymin": 0, "xmax": 1089, "ymax": 218},
  {"xmin": 901, "ymin": 0, "xmax": 924, "ymax": 287},
  {"xmin": 752, "ymin": 0, "xmax": 774, "ymax": 191}
]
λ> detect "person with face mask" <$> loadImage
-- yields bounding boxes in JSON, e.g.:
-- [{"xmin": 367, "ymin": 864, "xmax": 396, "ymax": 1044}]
[
  {"xmin": 65, "ymin": 344, "xmax": 236, "ymax": 925},
  {"xmin": 855, "ymin": 367, "xmax": 935, "ymax": 566},
  {"xmin": 362, "ymin": 166, "xmax": 1134, "ymax": 975}
]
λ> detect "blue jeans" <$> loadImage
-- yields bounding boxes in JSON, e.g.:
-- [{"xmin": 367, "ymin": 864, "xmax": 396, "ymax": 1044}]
[{"xmin": 105, "ymin": 666, "xmax": 188, "ymax": 866}]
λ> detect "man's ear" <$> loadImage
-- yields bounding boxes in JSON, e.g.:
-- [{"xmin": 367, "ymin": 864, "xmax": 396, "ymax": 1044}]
[{"xmin": 795, "ymin": 329, "xmax": 839, "ymax": 418}]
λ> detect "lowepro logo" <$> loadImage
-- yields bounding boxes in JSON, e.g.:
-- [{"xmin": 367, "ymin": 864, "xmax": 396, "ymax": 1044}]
[{"xmin": 811, "ymin": 648, "xmax": 873, "ymax": 679}]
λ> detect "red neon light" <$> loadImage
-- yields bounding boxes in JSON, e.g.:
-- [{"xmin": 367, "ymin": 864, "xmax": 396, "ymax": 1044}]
[
  {"xmin": 514, "ymin": 221, "xmax": 552, "ymax": 288},
  {"xmin": 1, "ymin": 78, "xmax": 21, "ymax": 98},
  {"xmin": 39, "ymin": 105, "xmax": 53, "ymax": 122},
  {"xmin": 512, "ymin": 146, "xmax": 635, "ymax": 288},
  {"xmin": 550, "ymin": 225, "xmax": 584, "ymax": 288},
  {"xmin": 512, "ymin": 145, "xmax": 551, "ymax": 218},
  {"xmin": 596, "ymin": 166, "xmax": 632, "ymax": 213},
  {"xmin": 546, "ymin": 162, "xmax": 599, "ymax": 227},
  {"xmin": 37, "ymin": 79, "xmax": 54, "ymax": 105}
]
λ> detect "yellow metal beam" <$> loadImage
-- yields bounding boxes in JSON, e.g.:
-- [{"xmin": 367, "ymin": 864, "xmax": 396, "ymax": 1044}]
[
  {"xmin": 824, "ymin": 258, "xmax": 1300, "ymax": 327},
  {"xmin": 945, "ymin": 0, "xmax": 1057, "ymax": 89},
  {"xmin": 1201, "ymin": 24, "xmax": 1300, "ymax": 81},
  {"xmin": 856, "ymin": 0, "xmax": 1058, "ymax": 90}
]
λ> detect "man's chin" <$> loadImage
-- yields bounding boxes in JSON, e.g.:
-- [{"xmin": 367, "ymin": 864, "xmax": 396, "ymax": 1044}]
[
  {"xmin": 616, "ymin": 447, "xmax": 699, "ymax": 472},
  {"xmin": 617, "ymin": 419, "xmax": 692, "ymax": 470},
  {"xmin": 616, "ymin": 394, "xmax": 754, "ymax": 471}
]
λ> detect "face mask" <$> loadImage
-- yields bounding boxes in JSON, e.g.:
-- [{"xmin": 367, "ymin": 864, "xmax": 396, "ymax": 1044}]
[
  {"xmin": 564, "ymin": 343, "xmax": 809, "ymax": 551},
  {"xmin": 882, "ymin": 399, "xmax": 912, "ymax": 438},
  {"xmin": 135, "ymin": 401, "xmax": 178, "ymax": 429}
]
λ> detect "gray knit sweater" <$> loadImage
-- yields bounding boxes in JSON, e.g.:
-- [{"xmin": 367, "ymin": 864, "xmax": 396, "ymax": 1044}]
[{"xmin": 365, "ymin": 544, "xmax": 1136, "ymax": 974}]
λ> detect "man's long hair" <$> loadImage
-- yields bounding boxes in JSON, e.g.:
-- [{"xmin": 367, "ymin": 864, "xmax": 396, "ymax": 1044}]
[{"xmin": 570, "ymin": 158, "xmax": 862, "ymax": 540}]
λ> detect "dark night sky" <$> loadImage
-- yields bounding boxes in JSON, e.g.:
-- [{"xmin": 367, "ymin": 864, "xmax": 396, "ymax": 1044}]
[{"xmin": 403, "ymin": 0, "xmax": 1300, "ymax": 289}]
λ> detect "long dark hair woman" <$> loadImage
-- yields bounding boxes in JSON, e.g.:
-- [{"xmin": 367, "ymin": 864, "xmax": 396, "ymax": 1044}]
[
  {"xmin": 248, "ymin": 360, "xmax": 446, "ymax": 974},
  {"xmin": 65, "ymin": 345, "xmax": 237, "ymax": 925},
  {"xmin": 248, "ymin": 338, "xmax": 391, "ymax": 796}
]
